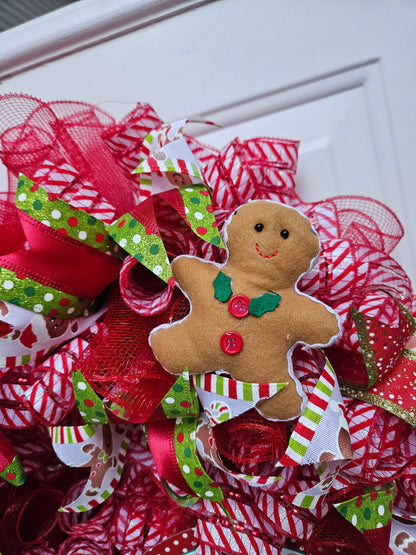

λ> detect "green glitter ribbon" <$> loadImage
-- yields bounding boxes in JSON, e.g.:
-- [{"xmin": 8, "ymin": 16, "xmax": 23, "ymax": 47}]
[
  {"xmin": 107, "ymin": 185, "xmax": 224, "ymax": 285},
  {"xmin": 335, "ymin": 483, "xmax": 395, "ymax": 532},
  {"xmin": 178, "ymin": 185, "xmax": 224, "ymax": 248},
  {"xmin": 107, "ymin": 212, "xmax": 173, "ymax": 285},
  {"xmin": 0, "ymin": 455, "xmax": 25, "ymax": 486},
  {"xmin": 158, "ymin": 371, "xmax": 225, "ymax": 505},
  {"xmin": 16, "ymin": 175, "xmax": 120, "ymax": 257},
  {"xmin": 161, "ymin": 369, "xmax": 200, "ymax": 418},
  {"xmin": 72, "ymin": 370, "xmax": 108, "ymax": 425},
  {"xmin": 0, "ymin": 175, "xmax": 122, "ymax": 318},
  {"xmin": 173, "ymin": 415, "xmax": 224, "ymax": 503}
]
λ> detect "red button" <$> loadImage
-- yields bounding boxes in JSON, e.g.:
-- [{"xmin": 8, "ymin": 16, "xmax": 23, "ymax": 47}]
[
  {"xmin": 228, "ymin": 294, "xmax": 250, "ymax": 318},
  {"xmin": 220, "ymin": 331, "xmax": 243, "ymax": 355}
]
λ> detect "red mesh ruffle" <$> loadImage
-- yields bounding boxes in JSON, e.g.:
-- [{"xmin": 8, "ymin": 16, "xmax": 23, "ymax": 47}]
[{"xmin": 76, "ymin": 285, "xmax": 176, "ymax": 422}]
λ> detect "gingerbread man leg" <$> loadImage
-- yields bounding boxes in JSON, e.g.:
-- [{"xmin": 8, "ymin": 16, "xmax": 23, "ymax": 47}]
[
  {"xmin": 257, "ymin": 379, "xmax": 302, "ymax": 420},
  {"xmin": 395, "ymin": 531, "xmax": 416, "ymax": 554}
]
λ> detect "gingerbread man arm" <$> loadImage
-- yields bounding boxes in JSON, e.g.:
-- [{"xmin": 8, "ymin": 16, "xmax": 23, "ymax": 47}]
[
  {"xmin": 171, "ymin": 255, "xmax": 218, "ymax": 298},
  {"xmin": 150, "ymin": 318, "xmax": 210, "ymax": 374},
  {"xmin": 150, "ymin": 256, "xmax": 220, "ymax": 374},
  {"xmin": 286, "ymin": 293, "xmax": 340, "ymax": 346}
]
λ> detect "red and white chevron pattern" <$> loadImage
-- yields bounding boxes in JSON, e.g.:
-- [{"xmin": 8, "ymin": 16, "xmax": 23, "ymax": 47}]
[
  {"xmin": 197, "ymin": 504, "xmax": 281, "ymax": 554},
  {"xmin": 33, "ymin": 161, "xmax": 116, "ymax": 224},
  {"xmin": 293, "ymin": 350, "xmax": 322, "ymax": 398},
  {"xmin": 394, "ymin": 464, "xmax": 416, "ymax": 517},
  {"xmin": 308, "ymin": 202, "xmax": 340, "ymax": 242},
  {"xmin": 337, "ymin": 401, "xmax": 402, "ymax": 486},
  {"xmin": 335, "ymin": 289, "xmax": 408, "ymax": 353},
  {"xmin": 358, "ymin": 246, "xmax": 413, "ymax": 306},
  {"xmin": 0, "ymin": 382, "xmax": 34, "ymax": 428},
  {"xmin": 241, "ymin": 138, "xmax": 299, "ymax": 172},
  {"xmin": 104, "ymin": 103, "xmax": 162, "ymax": 172},
  {"xmin": 64, "ymin": 179, "xmax": 116, "ymax": 224},
  {"xmin": 197, "ymin": 518, "xmax": 280, "ymax": 554},
  {"xmin": 299, "ymin": 240, "xmax": 370, "ymax": 303},
  {"xmin": 119, "ymin": 255, "xmax": 174, "ymax": 316},
  {"xmin": 257, "ymin": 491, "xmax": 316, "ymax": 542},
  {"xmin": 188, "ymin": 135, "xmax": 220, "ymax": 171},
  {"xmin": 23, "ymin": 338, "xmax": 89, "ymax": 426},
  {"xmin": 110, "ymin": 504, "xmax": 146, "ymax": 553},
  {"xmin": 205, "ymin": 138, "xmax": 300, "ymax": 215},
  {"xmin": 34, "ymin": 160, "xmax": 79, "ymax": 194}
]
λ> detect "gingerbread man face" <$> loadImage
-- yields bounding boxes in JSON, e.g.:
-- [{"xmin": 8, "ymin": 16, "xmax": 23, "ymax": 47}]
[
  {"xmin": 44, "ymin": 315, "xmax": 75, "ymax": 338},
  {"xmin": 150, "ymin": 200, "xmax": 340, "ymax": 421},
  {"xmin": 226, "ymin": 201, "xmax": 320, "ymax": 288},
  {"xmin": 166, "ymin": 172, "xmax": 193, "ymax": 188}
]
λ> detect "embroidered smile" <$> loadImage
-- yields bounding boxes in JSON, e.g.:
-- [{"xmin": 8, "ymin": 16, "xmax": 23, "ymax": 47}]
[{"xmin": 255, "ymin": 243, "xmax": 278, "ymax": 258}]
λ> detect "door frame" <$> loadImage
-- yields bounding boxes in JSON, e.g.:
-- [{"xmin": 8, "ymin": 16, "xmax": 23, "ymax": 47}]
[{"xmin": 0, "ymin": 0, "xmax": 212, "ymax": 79}]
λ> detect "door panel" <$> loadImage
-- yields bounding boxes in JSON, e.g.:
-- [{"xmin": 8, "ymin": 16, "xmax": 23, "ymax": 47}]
[{"xmin": 0, "ymin": 0, "xmax": 415, "ymax": 282}]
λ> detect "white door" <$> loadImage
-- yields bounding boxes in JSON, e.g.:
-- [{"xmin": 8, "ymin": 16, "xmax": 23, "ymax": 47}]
[{"xmin": 0, "ymin": 0, "xmax": 415, "ymax": 283}]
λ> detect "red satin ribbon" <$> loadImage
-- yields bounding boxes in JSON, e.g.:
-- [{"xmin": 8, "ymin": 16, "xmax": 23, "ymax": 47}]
[
  {"xmin": 0, "ymin": 210, "xmax": 122, "ymax": 299},
  {"xmin": 146, "ymin": 411, "xmax": 195, "ymax": 496}
]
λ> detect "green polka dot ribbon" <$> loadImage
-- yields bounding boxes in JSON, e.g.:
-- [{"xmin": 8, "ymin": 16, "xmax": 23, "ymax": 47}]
[
  {"xmin": 158, "ymin": 372, "xmax": 227, "ymax": 507},
  {"xmin": 174, "ymin": 416, "xmax": 224, "ymax": 504},
  {"xmin": 105, "ymin": 400, "xmax": 131, "ymax": 422},
  {"xmin": 335, "ymin": 482, "xmax": 395, "ymax": 532},
  {"xmin": 16, "ymin": 175, "xmax": 121, "ymax": 257},
  {"xmin": 0, "ymin": 266, "xmax": 99, "ymax": 319},
  {"xmin": 107, "ymin": 213, "xmax": 173, "ymax": 285},
  {"xmin": 0, "ymin": 455, "xmax": 25, "ymax": 486},
  {"xmin": 72, "ymin": 370, "xmax": 109, "ymax": 424},
  {"xmin": 156, "ymin": 370, "xmax": 225, "ymax": 506},
  {"xmin": 178, "ymin": 185, "xmax": 224, "ymax": 248},
  {"xmin": 161, "ymin": 370, "xmax": 200, "ymax": 418},
  {"xmin": 0, "ymin": 175, "xmax": 122, "ymax": 318},
  {"xmin": 161, "ymin": 478, "xmax": 199, "ymax": 508}
]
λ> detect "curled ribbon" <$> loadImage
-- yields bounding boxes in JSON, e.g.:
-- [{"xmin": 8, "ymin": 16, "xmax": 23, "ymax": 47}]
[{"xmin": 107, "ymin": 120, "xmax": 225, "ymax": 316}]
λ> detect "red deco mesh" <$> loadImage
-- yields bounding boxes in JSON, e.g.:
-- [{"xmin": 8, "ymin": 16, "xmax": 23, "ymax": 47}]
[
  {"xmin": 213, "ymin": 409, "xmax": 288, "ymax": 475},
  {"xmin": 0, "ymin": 94, "xmax": 135, "ymax": 215},
  {"xmin": 324, "ymin": 195, "xmax": 404, "ymax": 255},
  {"xmin": 76, "ymin": 285, "xmax": 172, "ymax": 422},
  {"xmin": 306, "ymin": 507, "xmax": 376, "ymax": 554},
  {"xmin": 77, "ymin": 285, "xmax": 191, "ymax": 422}
]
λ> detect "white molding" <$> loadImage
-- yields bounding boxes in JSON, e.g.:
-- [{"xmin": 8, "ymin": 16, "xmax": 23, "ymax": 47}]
[{"xmin": 0, "ymin": 0, "xmax": 214, "ymax": 80}]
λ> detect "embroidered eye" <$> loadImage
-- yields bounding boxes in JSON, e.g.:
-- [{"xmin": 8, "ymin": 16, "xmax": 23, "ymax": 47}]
[
  {"xmin": 254, "ymin": 223, "xmax": 264, "ymax": 232},
  {"xmin": 280, "ymin": 229, "xmax": 289, "ymax": 239}
]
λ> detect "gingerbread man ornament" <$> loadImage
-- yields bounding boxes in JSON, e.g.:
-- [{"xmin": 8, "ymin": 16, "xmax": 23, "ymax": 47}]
[{"xmin": 150, "ymin": 200, "xmax": 340, "ymax": 420}]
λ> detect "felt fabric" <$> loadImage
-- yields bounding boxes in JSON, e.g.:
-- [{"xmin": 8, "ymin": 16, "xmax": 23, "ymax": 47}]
[{"xmin": 150, "ymin": 200, "xmax": 340, "ymax": 420}]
